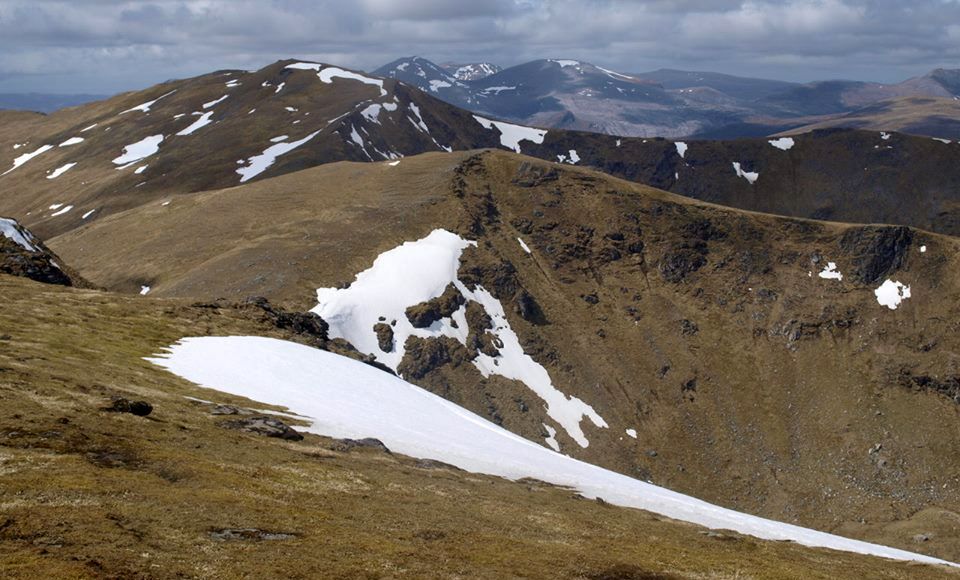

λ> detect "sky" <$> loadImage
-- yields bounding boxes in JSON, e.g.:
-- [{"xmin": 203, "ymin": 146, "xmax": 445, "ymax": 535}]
[{"xmin": 1, "ymin": 0, "xmax": 959, "ymax": 94}]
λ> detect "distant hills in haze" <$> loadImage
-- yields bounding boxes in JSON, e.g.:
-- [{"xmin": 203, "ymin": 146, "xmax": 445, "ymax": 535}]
[{"xmin": 0, "ymin": 93, "xmax": 107, "ymax": 113}]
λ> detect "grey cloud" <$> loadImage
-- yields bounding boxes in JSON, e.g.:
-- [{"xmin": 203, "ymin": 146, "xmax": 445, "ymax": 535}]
[{"xmin": 0, "ymin": 0, "xmax": 958, "ymax": 93}]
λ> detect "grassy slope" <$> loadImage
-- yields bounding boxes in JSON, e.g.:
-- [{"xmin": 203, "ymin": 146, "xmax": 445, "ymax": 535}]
[{"xmin": 3, "ymin": 274, "xmax": 955, "ymax": 578}]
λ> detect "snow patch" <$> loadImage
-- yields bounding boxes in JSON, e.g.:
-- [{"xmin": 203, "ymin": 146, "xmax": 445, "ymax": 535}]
[
  {"xmin": 176, "ymin": 112, "xmax": 214, "ymax": 136},
  {"xmin": 287, "ymin": 63, "xmax": 388, "ymax": 97},
  {"xmin": 429, "ymin": 80, "xmax": 452, "ymax": 92},
  {"xmin": 59, "ymin": 137, "xmax": 84, "ymax": 147},
  {"xmin": 134, "ymin": 165, "xmax": 148, "ymax": 175},
  {"xmin": 47, "ymin": 163, "xmax": 77, "ymax": 179},
  {"xmin": 768, "ymin": 137, "xmax": 795, "ymax": 151},
  {"xmin": 543, "ymin": 424, "xmax": 560, "ymax": 452},
  {"xmin": 874, "ymin": 280, "xmax": 911, "ymax": 310},
  {"xmin": 818, "ymin": 262, "xmax": 842, "ymax": 281},
  {"xmin": 732, "ymin": 162, "xmax": 759, "ymax": 184},
  {"xmin": 473, "ymin": 115, "xmax": 547, "ymax": 154},
  {"xmin": 120, "ymin": 90, "xmax": 176, "ymax": 114},
  {"xmin": 146, "ymin": 336, "xmax": 956, "ymax": 568},
  {"xmin": 80, "ymin": 123, "xmax": 98, "ymax": 132},
  {"xmin": 518, "ymin": 238, "xmax": 532, "ymax": 254},
  {"xmin": 675, "ymin": 142, "xmax": 688, "ymax": 158},
  {"xmin": 202, "ymin": 95, "xmax": 228, "ymax": 109},
  {"xmin": 625, "ymin": 429, "xmax": 637, "ymax": 439},
  {"xmin": 50, "ymin": 205, "xmax": 73, "ymax": 217},
  {"xmin": 113, "ymin": 135, "xmax": 163, "ymax": 167},
  {"xmin": 140, "ymin": 286, "xmax": 151, "ymax": 295},
  {"xmin": 2, "ymin": 144, "xmax": 54, "ymax": 176},
  {"xmin": 81, "ymin": 209, "xmax": 97, "ymax": 219},
  {"xmin": 236, "ymin": 130, "xmax": 322, "ymax": 183}
]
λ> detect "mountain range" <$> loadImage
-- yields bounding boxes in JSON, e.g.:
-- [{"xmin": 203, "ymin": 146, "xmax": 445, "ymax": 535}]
[
  {"xmin": 374, "ymin": 56, "xmax": 960, "ymax": 139},
  {"xmin": 3, "ymin": 56, "xmax": 960, "ymax": 576}
]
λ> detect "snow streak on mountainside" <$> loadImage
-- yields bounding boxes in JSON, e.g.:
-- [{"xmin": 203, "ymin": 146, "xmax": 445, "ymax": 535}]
[{"xmin": 147, "ymin": 336, "xmax": 956, "ymax": 568}]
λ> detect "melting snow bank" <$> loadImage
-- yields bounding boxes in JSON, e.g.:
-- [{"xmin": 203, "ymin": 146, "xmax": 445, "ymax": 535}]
[
  {"xmin": 312, "ymin": 229, "xmax": 606, "ymax": 448},
  {"xmin": 236, "ymin": 130, "xmax": 321, "ymax": 183},
  {"xmin": 0, "ymin": 218, "xmax": 39, "ymax": 252},
  {"xmin": 146, "ymin": 335, "xmax": 956, "ymax": 568},
  {"xmin": 473, "ymin": 115, "xmax": 547, "ymax": 153},
  {"xmin": 875, "ymin": 279, "xmax": 911, "ymax": 310}
]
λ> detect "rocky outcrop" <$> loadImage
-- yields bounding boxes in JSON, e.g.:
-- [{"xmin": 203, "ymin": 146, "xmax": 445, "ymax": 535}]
[
  {"xmin": 839, "ymin": 226, "xmax": 913, "ymax": 284},
  {"xmin": 0, "ymin": 217, "xmax": 86, "ymax": 287},
  {"xmin": 406, "ymin": 284, "xmax": 466, "ymax": 328}
]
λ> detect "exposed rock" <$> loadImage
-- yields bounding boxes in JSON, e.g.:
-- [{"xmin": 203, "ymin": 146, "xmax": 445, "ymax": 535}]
[
  {"xmin": 513, "ymin": 161, "xmax": 559, "ymax": 188},
  {"xmin": 333, "ymin": 438, "xmax": 391, "ymax": 453},
  {"xmin": 398, "ymin": 336, "xmax": 470, "ymax": 379},
  {"xmin": 374, "ymin": 322, "xmax": 395, "ymax": 352},
  {"xmin": 898, "ymin": 368, "xmax": 960, "ymax": 404},
  {"xmin": 221, "ymin": 416, "xmax": 304, "ymax": 441},
  {"xmin": 210, "ymin": 405, "xmax": 253, "ymax": 416},
  {"xmin": 514, "ymin": 290, "xmax": 547, "ymax": 325},
  {"xmin": 209, "ymin": 528, "xmax": 298, "ymax": 541},
  {"xmin": 243, "ymin": 296, "xmax": 329, "ymax": 344},
  {"xmin": 839, "ymin": 226, "xmax": 913, "ymax": 285},
  {"xmin": 103, "ymin": 397, "xmax": 153, "ymax": 417},
  {"xmin": 1, "ymin": 217, "xmax": 85, "ymax": 287},
  {"xmin": 405, "ymin": 284, "xmax": 466, "ymax": 328},
  {"xmin": 679, "ymin": 319, "xmax": 699, "ymax": 336},
  {"xmin": 658, "ymin": 245, "xmax": 707, "ymax": 283}
]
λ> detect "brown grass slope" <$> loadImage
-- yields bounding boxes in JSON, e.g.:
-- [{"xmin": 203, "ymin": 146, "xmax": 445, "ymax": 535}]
[
  {"xmin": 5, "ymin": 274, "xmax": 957, "ymax": 578},
  {"xmin": 48, "ymin": 150, "xmax": 960, "ymax": 562},
  {"xmin": 779, "ymin": 96, "xmax": 960, "ymax": 141}
]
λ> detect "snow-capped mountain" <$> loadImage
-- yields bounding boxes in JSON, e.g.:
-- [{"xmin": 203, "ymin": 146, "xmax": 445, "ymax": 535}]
[
  {"xmin": 441, "ymin": 62, "xmax": 502, "ymax": 81},
  {"xmin": 372, "ymin": 56, "xmax": 476, "ymax": 104}
]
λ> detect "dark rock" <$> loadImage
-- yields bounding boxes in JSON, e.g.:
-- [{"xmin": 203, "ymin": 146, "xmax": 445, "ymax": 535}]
[
  {"xmin": 334, "ymin": 438, "xmax": 391, "ymax": 453},
  {"xmin": 413, "ymin": 529, "xmax": 447, "ymax": 541},
  {"xmin": 244, "ymin": 296, "xmax": 329, "ymax": 343},
  {"xmin": 397, "ymin": 336, "xmax": 470, "ymax": 379},
  {"xmin": 374, "ymin": 322, "xmax": 395, "ymax": 352},
  {"xmin": 414, "ymin": 458, "xmax": 462, "ymax": 471},
  {"xmin": 210, "ymin": 528, "xmax": 298, "ymax": 541},
  {"xmin": 679, "ymin": 319, "xmax": 699, "ymax": 336},
  {"xmin": 1, "ymin": 217, "xmax": 82, "ymax": 287},
  {"xmin": 222, "ymin": 416, "xmax": 304, "ymax": 441},
  {"xmin": 839, "ymin": 226, "xmax": 913, "ymax": 285},
  {"xmin": 405, "ymin": 284, "xmax": 466, "ymax": 328},
  {"xmin": 513, "ymin": 162, "xmax": 559, "ymax": 187},
  {"xmin": 210, "ymin": 405, "xmax": 252, "ymax": 416},
  {"xmin": 514, "ymin": 290, "xmax": 547, "ymax": 325},
  {"xmin": 103, "ymin": 397, "xmax": 153, "ymax": 417},
  {"xmin": 658, "ymin": 246, "xmax": 707, "ymax": 283},
  {"xmin": 582, "ymin": 293, "xmax": 600, "ymax": 305}
]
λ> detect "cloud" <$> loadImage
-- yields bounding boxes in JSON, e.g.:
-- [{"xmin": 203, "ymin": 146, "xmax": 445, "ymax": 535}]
[{"xmin": 0, "ymin": 0, "xmax": 957, "ymax": 93}]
